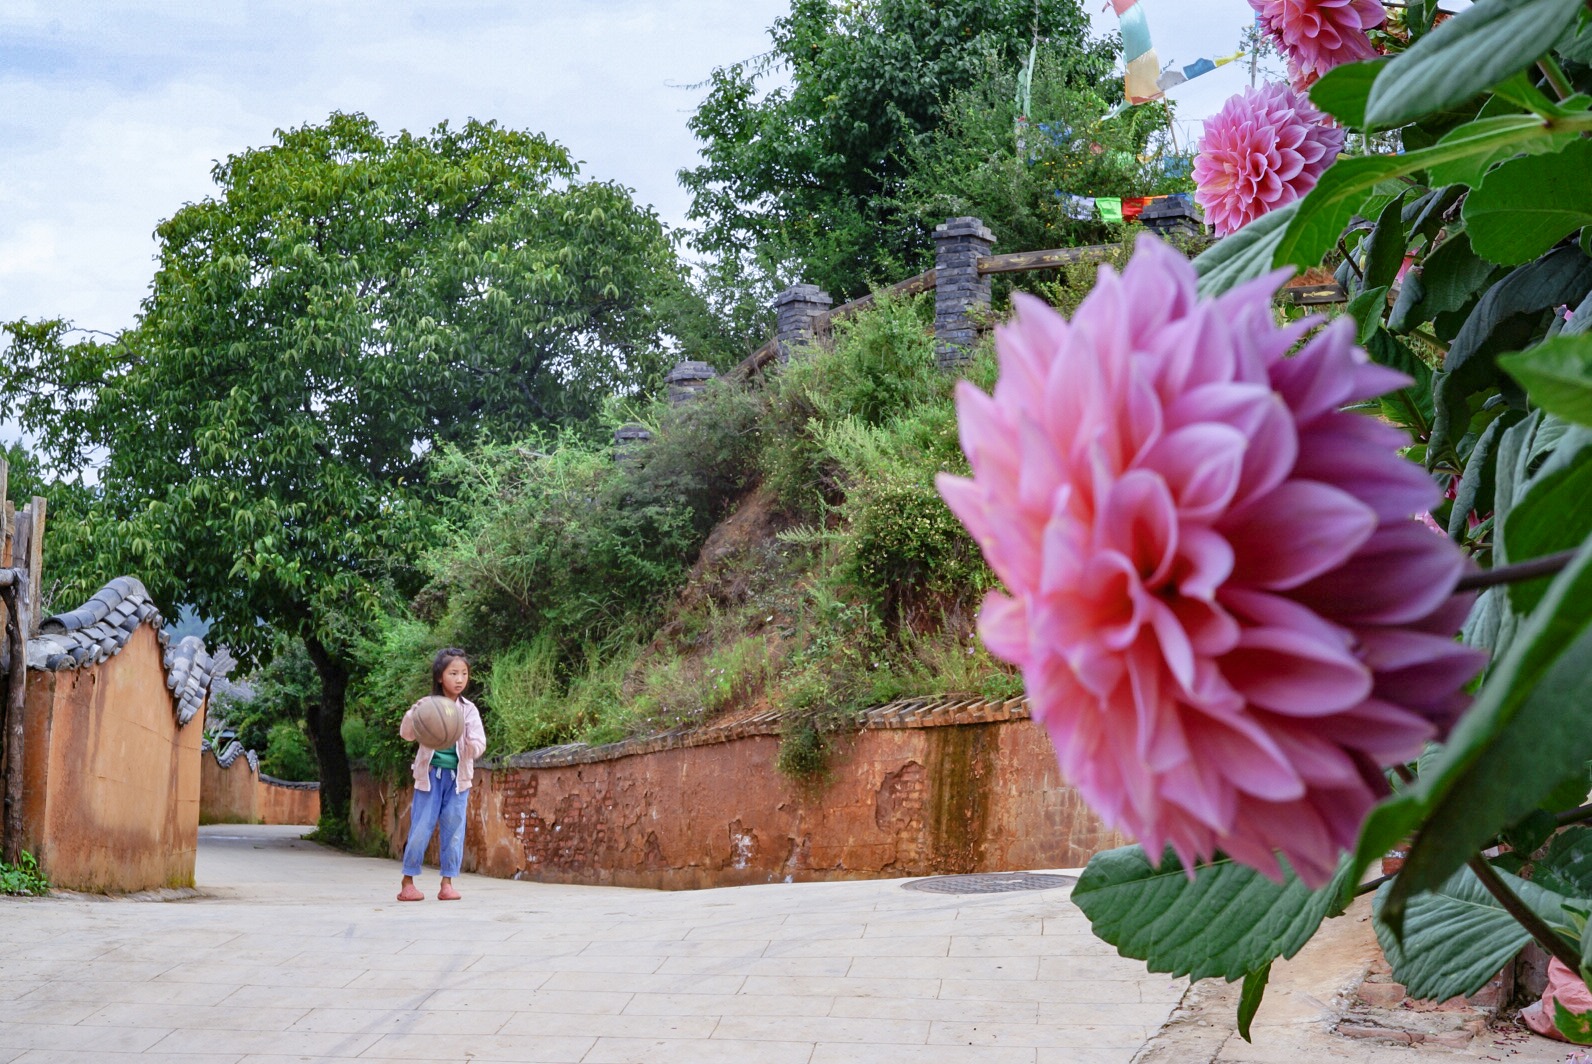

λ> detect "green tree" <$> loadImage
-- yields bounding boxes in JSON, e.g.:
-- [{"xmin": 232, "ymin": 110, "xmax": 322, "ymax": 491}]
[
  {"xmin": 679, "ymin": 0, "xmax": 1114, "ymax": 320},
  {"xmin": 1, "ymin": 112, "xmax": 696, "ymax": 835},
  {"xmin": 897, "ymin": 48, "xmax": 1192, "ymax": 258}
]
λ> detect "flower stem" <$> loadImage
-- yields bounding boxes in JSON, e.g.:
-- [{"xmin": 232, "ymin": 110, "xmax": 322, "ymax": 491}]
[
  {"xmin": 1467, "ymin": 855, "xmax": 1583, "ymax": 973},
  {"xmin": 1454, "ymin": 549, "xmax": 1579, "ymax": 592},
  {"xmin": 1540, "ymin": 57, "xmax": 1575, "ymax": 102}
]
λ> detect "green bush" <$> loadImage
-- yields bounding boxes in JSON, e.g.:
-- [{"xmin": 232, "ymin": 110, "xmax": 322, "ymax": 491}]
[
  {"xmin": 260, "ymin": 720, "xmax": 318, "ymax": 781},
  {"xmin": 0, "ymin": 851, "xmax": 49, "ymax": 896}
]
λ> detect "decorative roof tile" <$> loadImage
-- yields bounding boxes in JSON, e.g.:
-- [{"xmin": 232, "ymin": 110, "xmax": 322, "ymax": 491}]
[{"xmin": 26, "ymin": 575, "xmax": 224, "ymax": 728}]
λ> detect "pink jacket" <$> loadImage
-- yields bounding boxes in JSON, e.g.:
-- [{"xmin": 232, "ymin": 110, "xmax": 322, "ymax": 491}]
[{"xmin": 400, "ymin": 696, "xmax": 487, "ymax": 794}]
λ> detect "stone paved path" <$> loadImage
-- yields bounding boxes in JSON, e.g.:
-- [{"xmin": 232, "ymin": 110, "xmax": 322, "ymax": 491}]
[{"xmin": 0, "ymin": 825, "xmax": 1573, "ymax": 1063}]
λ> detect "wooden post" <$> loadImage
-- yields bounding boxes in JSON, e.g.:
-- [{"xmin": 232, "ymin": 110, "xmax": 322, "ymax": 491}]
[
  {"xmin": 1, "ymin": 572, "xmax": 28, "ymax": 866},
  {"xmin": 24, "ymin": 498, "xmax": 43, "ymax": 636}
]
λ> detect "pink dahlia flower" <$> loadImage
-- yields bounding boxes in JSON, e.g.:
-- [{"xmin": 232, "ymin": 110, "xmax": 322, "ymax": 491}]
[
  {"xmin": 1194, "ymin": 84, "xmax": 1345, "ymax": 237},
  {"xmin": 1249, "ymin": 0, "xmax": 1384, "ymax": 84},
  {"xmin": 937, "ymin": 236, "xmax": 1485, "ymax": 887}
]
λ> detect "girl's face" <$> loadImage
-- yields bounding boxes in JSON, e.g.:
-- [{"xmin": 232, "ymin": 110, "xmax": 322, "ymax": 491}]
[{"xmin": 440, "ymin": 659, "xmax": 470, "ymax": 699}]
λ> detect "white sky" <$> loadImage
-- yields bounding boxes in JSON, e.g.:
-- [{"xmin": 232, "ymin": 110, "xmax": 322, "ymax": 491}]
[{"xmin": 0, "ymin": 1, "xmax": 1263, "ymax": 337}]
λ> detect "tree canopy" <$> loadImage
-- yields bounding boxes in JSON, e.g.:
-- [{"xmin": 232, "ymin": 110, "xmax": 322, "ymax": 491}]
[
  {"xmin": 679, "ymin": 0, "xmax": 1115, "ymax": 314},
  {"xmin": 0, "ymin": 112, "xmax": 699, "ymax": 832}
]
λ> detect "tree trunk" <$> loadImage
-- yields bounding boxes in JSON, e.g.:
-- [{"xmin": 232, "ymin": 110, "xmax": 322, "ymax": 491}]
[
  {"xmin": 2, "ymin": 573, "xmax": 30, "ymax": 866},
  {"xmin": 301, "ymin": 633, "xmax": 351, "ymax": 834}
]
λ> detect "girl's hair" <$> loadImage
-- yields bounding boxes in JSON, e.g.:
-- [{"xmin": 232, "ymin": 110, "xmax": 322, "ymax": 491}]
[{"xmin": 431, "ymin": 647, "xmax": 470, "ymax": 697}]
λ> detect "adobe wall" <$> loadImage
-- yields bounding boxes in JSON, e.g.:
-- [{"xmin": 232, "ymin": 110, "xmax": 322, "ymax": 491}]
[
  {"xmin": 21, "ymin": 625, "xmax": 204, "ymax": 891},
  {"xmin": 200, "ymin": 749, "xmax": 320, "ymax": 826},
  {"xmin": 352, "ymin": 698, "xmax": 1127, "ymax": 890}
]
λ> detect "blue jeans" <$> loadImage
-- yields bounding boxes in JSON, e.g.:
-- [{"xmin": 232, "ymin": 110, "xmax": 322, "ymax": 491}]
[{"xmin": 401, "ymin": 768, "xmax": 468, "ymax": 878}]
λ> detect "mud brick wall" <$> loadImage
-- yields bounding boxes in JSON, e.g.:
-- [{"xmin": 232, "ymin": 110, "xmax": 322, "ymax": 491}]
[
  {"xmin": 352, "ymin": 698, "xmax": 1128, "ymax": 890},
  {"xmin": 200, "ymin": 746, "xmax": 320, "ymax": 826}
]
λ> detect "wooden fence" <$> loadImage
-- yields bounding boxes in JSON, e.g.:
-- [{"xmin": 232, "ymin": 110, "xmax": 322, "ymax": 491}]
[
  {"xmin": 729, "ymin": 214, "xmax": 1348, "ymax": 381},
  {"xmin": 0, "ymin": 457, "xmax": 46, "ymax": 864}
]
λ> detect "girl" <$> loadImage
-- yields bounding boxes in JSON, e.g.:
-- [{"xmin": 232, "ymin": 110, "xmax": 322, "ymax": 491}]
[{"xmin": 397, "ymin": 648, "xmax": 487, "ymax": 902}]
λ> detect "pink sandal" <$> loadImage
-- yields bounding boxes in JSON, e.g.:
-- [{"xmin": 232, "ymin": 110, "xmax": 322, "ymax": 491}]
[
  {"xmin": 397, "ymin": 883, "xmax": 424, "ymax": 902},
  {"xmin": 437, "ymin": 883, "xmax": 461, "ymax": 901}
]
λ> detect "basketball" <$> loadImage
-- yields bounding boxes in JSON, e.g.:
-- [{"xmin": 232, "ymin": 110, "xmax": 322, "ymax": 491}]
[{"xmin": 409, "ymin": 695, "xmax": 465, "ymax": 749}]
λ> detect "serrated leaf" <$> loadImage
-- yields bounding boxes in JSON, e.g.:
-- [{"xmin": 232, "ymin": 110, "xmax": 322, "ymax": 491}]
[
  {"xmin": 1237, "ymin": 963, "xmax": 1271, "ymax": 1043},
  {"xmin": 1192, "ymin": 202, "xmax": 1297, "ymax": 298},
  {"xmin": 1071, "ymin": 846, "xmax": 1355, "ymax": 983},
  {"xmin": 1375, "ymin": 864, "xmax": 1569, "ymax": 999},
  {"xmin": 1383, "ymin": 540, "xmax": 1592, "ymax": 932},
  {"xmin": 1500, "ymin": 334, "xmax": 1592, "ymax": 428},
  {"xmin": 1364, "ymin": 0, "xmax": 1586, "ymax": 130},
  {"xmin": 1309, "ymin": 59, "xmax": 1387, "ymax": 129},
  {"xmin": 1466, "ymin": 140, "xmax": 1592, "ymax": 266},
  {"xmin": 1534, "ymin": 827, "xmax": 1592, "ymax": 897}
]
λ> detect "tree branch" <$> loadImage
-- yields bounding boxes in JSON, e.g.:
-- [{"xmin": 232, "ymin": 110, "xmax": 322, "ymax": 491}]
[{"xmin": 1468, "ymin": 854, "xmax": 1582, "ymax": 973}]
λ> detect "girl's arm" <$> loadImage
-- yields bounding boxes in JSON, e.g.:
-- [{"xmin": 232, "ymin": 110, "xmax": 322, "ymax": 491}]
[
  {"xmin": 398, "ymin": 702, "xmax": 420, "ymax": 743},
  {"xmin": 462, "ymin": 702, "xmax": 487, "ymax": 760}
]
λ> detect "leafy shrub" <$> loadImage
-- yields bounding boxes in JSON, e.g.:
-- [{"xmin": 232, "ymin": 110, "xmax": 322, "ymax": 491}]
[
  {"xmin": 260, "ymin": 720, "xmax": 318, "ymax": 781},
  {"xmin": 0, "ymin": 851, "xmax": 49, "ymax": 896}
]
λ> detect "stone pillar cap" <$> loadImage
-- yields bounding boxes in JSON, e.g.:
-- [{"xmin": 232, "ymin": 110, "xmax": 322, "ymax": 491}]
[
  {"xmin": 774, "ymin": 284, "xmax": 833, "ymax": 307},
  {"xmin": 934, "ymin": 217, "xmax": 995, "ymax": 242},
  {"xmin": 664, "ymin": 360, "xmax": 719, "ymax": 384}
]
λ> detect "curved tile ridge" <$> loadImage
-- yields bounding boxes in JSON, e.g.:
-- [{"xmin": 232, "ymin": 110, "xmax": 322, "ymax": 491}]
[
  {"xmin": 260, "ymin": 774, "xmax": 321, "ymax": 791},
  {"xmin": 27, "ymin": 575, "xmax": 166, "ymax": 672},
  {"xmin": 490, "ymin": 695, "xmax": 1032, "ymax": 770},
  {"xmin": 164, "ymin": 636, "xmax": 216, "ymax": 726},
  {"xmin": 202, "ymin": 739, "xmax": 260, "ymax": 775},
  {"xmin": 26, "ymin": 575, "xmax": 225, "ymax": 728}
]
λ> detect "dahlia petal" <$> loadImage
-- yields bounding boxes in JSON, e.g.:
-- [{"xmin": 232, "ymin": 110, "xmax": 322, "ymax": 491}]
[
  {"xmin": 1294, "ymin": 413, "xmax": 1440, "ymax": 519},
  {"xmin": 1141, "ymin": 423, "xmax": 1248, "ymax": 521},
  {"xmin": 1222, "ymin": 624, "xmax": 1372, "ymax": 715},
  {"xmin": 1294, "ymin": 522, "xmax": 1466, "ymax": 624},
  {"xmin": 976, "ymin": 590, "xmax": 1029, "ymax": 665},
  {"xmin": 1223, "ymin": 480, "xmax": 1377, "ymax": 589}
]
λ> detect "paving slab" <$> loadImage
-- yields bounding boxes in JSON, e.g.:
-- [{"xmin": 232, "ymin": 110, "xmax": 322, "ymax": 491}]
[{"xmin": 0, "ymin": 824, "xmax": 1575, "ymax": 1063}]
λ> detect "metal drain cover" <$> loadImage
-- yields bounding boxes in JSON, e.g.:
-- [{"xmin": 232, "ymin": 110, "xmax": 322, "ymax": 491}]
[{"xmin": 902, "ymin": 872, "xmax": 1076, "ymax": 895}]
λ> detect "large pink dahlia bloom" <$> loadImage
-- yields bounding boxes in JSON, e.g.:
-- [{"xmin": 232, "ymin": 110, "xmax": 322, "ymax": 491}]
[
  {"xmin": 937, "ymin": 237, "xmax": 1485, "ymax": 887},
  {"xmin": 1194, "ymin": 84, "xmax": 1345, "ymax": 237},
  {"xmin": 1250, "ymin": 0, "xmax": 1384, "ymax": 84}
]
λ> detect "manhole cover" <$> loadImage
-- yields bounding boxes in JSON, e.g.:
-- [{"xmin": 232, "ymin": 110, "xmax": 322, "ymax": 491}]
[{"xmin": 902, "ymin": 872, "xmax": 1076, "ymax": 895}]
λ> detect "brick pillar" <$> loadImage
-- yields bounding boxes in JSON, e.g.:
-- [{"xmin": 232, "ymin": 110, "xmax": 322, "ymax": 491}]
[
  {"xmin": 613, "ymin": 423, "xmax": 653, "ymax": 465},
  {"xmin": 664, "ymin": 360, "xmax": 718, "ymax": 405},
  {"xmin": 774, "ymin": 284, "xmax": 833, "ymax": 363},
  {"xmin": 934, "ymin": 216, "xmax": 995, "ymax": 371}
]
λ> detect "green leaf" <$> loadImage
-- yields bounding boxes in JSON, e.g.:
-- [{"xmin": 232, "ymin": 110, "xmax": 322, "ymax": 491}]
[
  {"xmin": 1502, "ymin": 808, "xmax": 1560, "ymax": 855},
  {"xmin": 1363, "ymin": 192, "xmax": 1411, "ymax": 294},
  {"xmin": 1375, "ymin": 865, "xmax": 1568, "ymax": 999},
  {"xmin": 1498, "ymin": 424, "xmax": 1592, "ymax": 610},
  {"xmin": 1389, "ymin": 234, "xmax": 1498, "ymax": 333},
  {"xmin": 1366, "ymin": 329, "xmax": 1434, "ymax": 439},
  {"xmin": 1383, "ymin": 540, "xmax": 1592, "ymax": 931},
  {"xmin": 1426, "ymin": 114, "xmax": 1579, "ymax": 189},
  {"xmin": 1465, "ymin": 140, "xmax": 1592, "ymax": 266},
  {"xmin": 1363, "ymin": 0, "xmax": 1586, "ymax": 130},
  {"xmin": 1554, "ymin": 998, "xmax": 1592, "ymax": 1044},
  {"xmin": 1309, "ymin": 59, "xmax": 1388, "ymax": 129},
  {"xmin": 1192, "ymin": 202, "xmax": 1297, "ymax": 298},
  {"xmin": 1278, "ymin": 116, "xmax": 1562, "ymax": 270},
  {"xmin": 1237, "ymin": 963, "xmax": 1271, "ymax": 1043},
  {"xmin": 1500, "ymin": 334, "xmax": 1592, "ymax": 428},
  {"xmin": 1347, "ymin": 287, "xmax": 1390, "ymax": 344},
  {"xmin": 1071, "ymin": 846, "xmax": 1355, "ymax": 983},
  {"xmin": 1534, "ymin": 827, "xmax": 1592, "ymax": 897},
  {"xmin": 1430, "ymin": 247, "xmax": 1592, "ymax": 459},
  {"xmin": 1447, "ymin": 412, "xmax": 1514, "ymax": 539}
]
